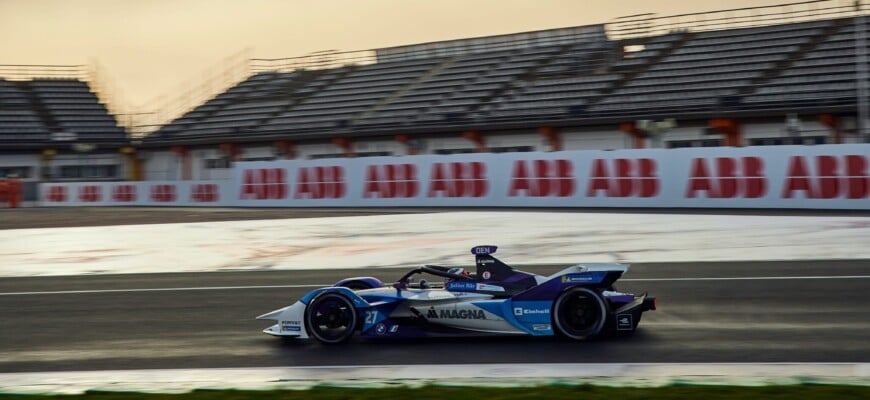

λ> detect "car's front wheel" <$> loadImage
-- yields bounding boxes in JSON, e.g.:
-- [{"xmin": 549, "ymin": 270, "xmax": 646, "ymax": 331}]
[
  {"xmin": 305, "ymin": 292, "xmax": 358, "ymax": 344},
  {"xmin": 552, "ymin": 287, "xmax": 607, "ymax": 341}
]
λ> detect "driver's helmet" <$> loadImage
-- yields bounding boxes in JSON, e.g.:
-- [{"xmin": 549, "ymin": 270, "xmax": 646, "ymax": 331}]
[{"xmin": 445, "ymin": 267, "xmax": 469, "ymax": 284}]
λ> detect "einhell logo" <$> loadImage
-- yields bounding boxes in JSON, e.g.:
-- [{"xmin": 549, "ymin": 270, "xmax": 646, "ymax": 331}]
[
  {"xmin": 685, "ymin": 157, "xmax": 766, "ymax": 199},
  {"xmin": 427, "ymin": 162, "xmax": 488, "ymax": 198},
  {"xmin": 782, "ymin": 155, "xmax": 869, "ymax": 199},
  {"xmin": 77, "ymin": 185, "xmax": 102, "ymax": 202},
  {"xmin": 508, "ymin": 159, "xmax": 575, "ymax": 197},
  {"xmin": 150, "ymin": 185, "xmax": 176, "ymax": 202},
  {"xmin": 295, "ymin": 166, "xmax": 346, "ymax": 199},
  {"xmin": 45, "ymin": 186, "xmax": 67, "ymax": 202},
  {"xmin": 586, "ymin": 158, "xmax": 659, "ymax": 198},
  {"xmin": 191, "ymin": 184, "xmax": 219, "ymax": 203},
  {"xmin": 112, "ymin": 184, "xmax": 137, "ymax": 202},
  {"xmin": 241, "ymin": 168, "xmax": 287, "ymax": 200},
  {"xmin": 363, "ymin": 164, "xmax": 418, "ymax": 198}
]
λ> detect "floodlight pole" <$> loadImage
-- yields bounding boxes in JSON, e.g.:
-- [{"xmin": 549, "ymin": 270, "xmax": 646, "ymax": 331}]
[{"xmin": 856, "ymin": 2, "xmax": 870, "ymax": 141}]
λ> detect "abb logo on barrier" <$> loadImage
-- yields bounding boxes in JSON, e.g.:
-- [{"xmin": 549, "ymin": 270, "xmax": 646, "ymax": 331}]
[
  {"xmin": 112, "ymin": 185, "xmax": 137, "ymax": 202},
  {"xmin": 241, "ymin": 168, "xmax": 287, "ymax": 200},
  {"xmin": 586, "ymin": 159, "xmax": 659, "ymax": 198},
  {"xmin": 782, "ymin": 155, "xmax": 869, "ymax": 199},
  {"xmin": 685, "ymin": 157, "xmax": 766, "ymax": 199},
  {"xmin": 191, "ymin": 184, "xmax": 219, "ymax": 202},
  {"xmin": 508, "ymin": 159, "xmax": 575, "ymax": 197},
  {"xmin": 295, "ymin": 166, "xmax": 346, "ymax": 199},
  {"xmin": 428, "ymin": 162, "xmax": 488, "ymax": 198},
  {"xmin": 46, "ymin": 186, "xmax": 67, "ymax": 202},
  {"xmin": 364, "ymin": 164, "xmax": 418, "ymax": 198},
  {"xmin": 150, "ymin": 185, "xmax": 177, "ymax": 202},
  {"xmin": 78, "ymin": 185, "xmax": 102, "ymax": 202}
]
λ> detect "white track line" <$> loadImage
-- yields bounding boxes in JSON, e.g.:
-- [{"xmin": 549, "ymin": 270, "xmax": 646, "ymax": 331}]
[
  {"xmin": 0, "ymin": 363, "xmax": 868, "ymax": 394},
  {"xmin": 0, "ymin": 284, "xmax": 324, "ymax": 296},
  {"xmin": 1, "ymin": 275, "xmax": 869, "ymax": 296}
]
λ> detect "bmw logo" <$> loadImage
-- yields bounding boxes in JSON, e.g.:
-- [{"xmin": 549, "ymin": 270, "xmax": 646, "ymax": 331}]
[{"xmin": 375, "ymin": 323, "xmax": 386, "ymax": 335}]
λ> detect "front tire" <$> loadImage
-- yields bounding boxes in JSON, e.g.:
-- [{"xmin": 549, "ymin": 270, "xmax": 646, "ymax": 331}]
[
  {"xmin": 305, "ymin": 292, "xmax": 358, "ymax": 344},
  {"xmin": 552, "ymin": 287, "xmax": 607, "ymax": 341}
]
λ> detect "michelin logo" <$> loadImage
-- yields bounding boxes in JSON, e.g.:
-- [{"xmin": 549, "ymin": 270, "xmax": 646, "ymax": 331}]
[
  {"xmin": 514, "ymin": 307, "xmax": 551, "ymax": 316},
  {"xmin": 561, "ymin": 275, "xmax": 594, "ymax": 283}
]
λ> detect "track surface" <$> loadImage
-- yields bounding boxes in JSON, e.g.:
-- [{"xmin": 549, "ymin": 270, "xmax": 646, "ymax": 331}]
[{"xmin": 1, "ymin": 260, "xmax": 868, "ymax": 372}]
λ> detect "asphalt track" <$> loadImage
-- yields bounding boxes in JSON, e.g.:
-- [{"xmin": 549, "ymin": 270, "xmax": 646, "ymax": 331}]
[{"xmin": 1, "ymin": 260, "xmax": 868, "ymax": 373}]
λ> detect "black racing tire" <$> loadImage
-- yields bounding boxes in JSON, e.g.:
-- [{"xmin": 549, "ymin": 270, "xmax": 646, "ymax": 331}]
[
  {"xmin": 552, "ymin": 287, "xmax": 608, "ymax": 341},
  {"xmin": 304, "ymin": 292, "xmax": 358, "ymax": 344},
  {"xmin": 339, "ymin": 281, "xmax": 374, "ymax": 291}
]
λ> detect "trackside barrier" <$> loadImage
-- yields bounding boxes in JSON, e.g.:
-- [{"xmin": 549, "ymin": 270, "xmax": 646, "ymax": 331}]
[
  {"xmin": 0, "ymin": 178, "xmax": 21, "ymax": 208},
  {"xmin": 39, "ymin": 145, "xmax": 870, "ymax": 210}
]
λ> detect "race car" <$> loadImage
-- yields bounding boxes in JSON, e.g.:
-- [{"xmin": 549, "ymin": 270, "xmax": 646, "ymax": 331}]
[{"xmin": 257, "ymin": 245, "xmax": 655, "ymax": 344}]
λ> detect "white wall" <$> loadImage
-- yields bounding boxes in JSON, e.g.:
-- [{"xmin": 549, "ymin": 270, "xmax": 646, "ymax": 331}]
[
  {"xmin": 562, "ymin": 128, "xmax": 627, "ymax": 150},
  {"xmin": 144, "ymin": 150, "xmax": 179, "ymax": 181}
]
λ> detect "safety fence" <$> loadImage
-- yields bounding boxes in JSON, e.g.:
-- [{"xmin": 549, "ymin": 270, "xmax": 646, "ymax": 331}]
[{"xmin": 38, "ymin": 144, "xmax": 870, "ymax": 210}]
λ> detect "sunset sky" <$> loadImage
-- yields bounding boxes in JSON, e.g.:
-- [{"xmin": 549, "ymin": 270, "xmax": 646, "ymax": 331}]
[{"xmin": 0, "ymin": 0, "xmax": 815, "ymax": 114}]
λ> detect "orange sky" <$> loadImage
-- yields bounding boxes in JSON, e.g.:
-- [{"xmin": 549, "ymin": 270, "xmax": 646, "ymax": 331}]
[{"xmin": 0, "ymin": 0, "xmax": 807, "ymax": 114}]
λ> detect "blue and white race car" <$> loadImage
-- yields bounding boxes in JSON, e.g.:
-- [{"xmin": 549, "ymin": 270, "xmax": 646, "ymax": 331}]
[{"xmin": 257, "ymin": 245, "xmax": 655, "ymax": 344}]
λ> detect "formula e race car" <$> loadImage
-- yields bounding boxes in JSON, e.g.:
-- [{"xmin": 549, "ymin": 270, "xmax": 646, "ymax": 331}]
[{"xmin": 257, "ymin": 246, "xmax": 655, "ymax": 344}]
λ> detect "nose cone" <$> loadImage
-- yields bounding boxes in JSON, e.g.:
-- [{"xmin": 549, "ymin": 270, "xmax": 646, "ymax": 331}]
[{"xmin": 256, "ymin": 307, "xmax": 287, "ymax": 320}]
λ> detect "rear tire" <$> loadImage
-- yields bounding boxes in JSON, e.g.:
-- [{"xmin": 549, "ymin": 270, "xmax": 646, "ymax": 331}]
[
  {"xmin": 552, "ymin": 287, "xmax": 607, "ymax": 341},
  {"xmin": 305, "ymin": 292, "xmax": 358, "ymax": 344}
]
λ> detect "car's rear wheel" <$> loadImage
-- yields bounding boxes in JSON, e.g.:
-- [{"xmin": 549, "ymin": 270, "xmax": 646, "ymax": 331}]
[
  {"xmin": 305, "ymin": 293, "xmax": 358, "ymax": 344},
  {"xmin": 552, "ymin": 287, "xmax": 607, "ymax": 341}
]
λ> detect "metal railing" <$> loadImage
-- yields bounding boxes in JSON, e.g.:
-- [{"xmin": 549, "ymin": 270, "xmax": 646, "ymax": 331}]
[{"xmin": 606, "ymin": 0, "xmax": 868, "ymax": 40}]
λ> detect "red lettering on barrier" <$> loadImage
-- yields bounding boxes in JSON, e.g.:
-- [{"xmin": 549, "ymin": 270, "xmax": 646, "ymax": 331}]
[
  {"xmin": 241, "ymin": 168, "xmax": 287, "ymax": 200},
  {"xmin": 363, "ymin": 164, "xmax": 418, "ymax": 198},
  {"xmin": 112, "ymin": 185, "xmax": 137, "ymax": 202},
  {"xmin": 586, "ymin": 158, "xmax": 658, "ymax": 198},
  {"xmin": 77, "ymin": 185, "xmax": 102, "ymax": 202},
  {"xmin": 685, "ymin": 157, "xmax": 767, "ymax": 199},
  {"xmin": 191, "ymin": 184, "xmax": 219, "ymax": 203},
  {"xmin": 46, "ymin": 186, "xmax": 67, "ymax": 202},
  {"xmin": 150, "ymin": 184, "xmax": 177, "ymax": 202},
  {"xmin": 508, "ymin": 159, "xmax": 575, "ymax": 197},
  {"xmin": 295, "ymin": 166, "xmax": 346, "ymax": 199},
  {"xmin": 782, "ymin": 155, "xmax": 870, "ymax": 199},
  {"xmin": 427, "ymin": 162, "xmax": 488, "ymax": 198}
]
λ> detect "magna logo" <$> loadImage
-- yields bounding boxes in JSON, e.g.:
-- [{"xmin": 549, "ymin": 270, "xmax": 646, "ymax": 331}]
[
  {"xmin": 241, "ymin": 168, "xmax": 287, "ymax": 200},
  {"xmin": 363, "ymin": 164, "xmax": 418, "ymax": 198},
  {"xmin": 586, "ymin": 158, "xmax": 659, "ymax": 198},
  {"xmin": 78, "ymin": 185, "xmax": 102, "ymax": 202},
  {"xmin": 112, "ymin": 185, "xmax": 137, "ymax": 202},
  {"xmin": 508, "ymin": 159, "xmax": 575, "ymax": 197},
  {"xmin": 426, "ymin": 307, "xmax": 486, "ymax": 320},
  {"xmin": 45, "ymin": 186, "xmax": 67, "ymax": 202},
  {"xmin": 685, "ymin": 157, "xmax": 767, "ymax": 199},
  {"xmin": 150, "ymin": 185, "xmax": 176, "ymax": 202},
  {"xmin": 295, "ymin": 166, "xmax": 346, "ymax": 199},
  {"xmin": 191, "ymin": 184, "xmax": 219, "ymax": 202},
  {"xmin": 427, "ymin": 162, "xmax": 488, "ymax": 198},
  {"xmin": 782, "ymin": 155, "xmax": 870, "ymax": 199}
]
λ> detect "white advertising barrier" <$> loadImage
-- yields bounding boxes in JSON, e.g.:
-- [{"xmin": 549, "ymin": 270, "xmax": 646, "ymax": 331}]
[
  {"xmin": 39, "ymin": 144, "xmax": 870, "ymax": 209},
  {"xmin": 233, "ymin": 144, "xmax": 870, "ymax": 209},
  {"xmin": 40, "ymin": 180, "xmax": 231, "ymax": 207}
]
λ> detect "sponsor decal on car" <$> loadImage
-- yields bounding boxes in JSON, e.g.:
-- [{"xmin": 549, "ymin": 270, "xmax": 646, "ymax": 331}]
[
  {"xmin": 426, "ymin": 307, "xmax": 487, "ymax": 320},
  {"xmin": 532, "ymin": 324, "xmax": 551, "ymax": 331},
  {"xmin": 514, "ymin": 307, "xmax": 550, "ymax": 316},
  {"xmin": 375, "ymin": 323, "xmax": 387, "ymax": 335},
  {"xmin": 616, "ymin": 314, "xmax": 633, "ymax": 331},
  {"xmin": 561, "ymin": 274, "xmax": 594, "ymax": 283},
  {"xmin": 281, "ymin": 321, "xmax": 302, "ymax": 332}
]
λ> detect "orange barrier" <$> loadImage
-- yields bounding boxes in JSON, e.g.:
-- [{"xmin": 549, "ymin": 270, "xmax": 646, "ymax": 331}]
[{"xmin": 0, "ymin": 178, "xmax": 21, "ymax": 208}]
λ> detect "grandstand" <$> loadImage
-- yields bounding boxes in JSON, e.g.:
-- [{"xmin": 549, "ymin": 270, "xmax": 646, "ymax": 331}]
[{"xmin": 1, "ymin": 0, "xmax": 869, "ymax": 184}]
